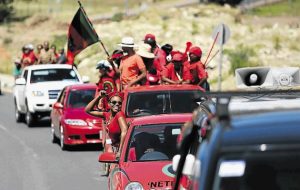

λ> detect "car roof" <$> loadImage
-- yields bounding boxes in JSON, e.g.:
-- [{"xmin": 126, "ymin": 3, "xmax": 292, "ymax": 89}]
[
  {"xmin": 124, "ymin": 85, "xmax": 204, "ymax": 93},
  {"xmin": 221, "ymin": 109, "xmax": 300, "ymax": 146},
  {"xmin": 25, "ymin": 64, "xmax": 75, "ymax": 70},
  {"xmin": 65, "ymin": 83, "xmax": 97, "ymax": 91},
  {"xmin": 129, "ymin": 113, "xmax": 192, "ymax": 126}
]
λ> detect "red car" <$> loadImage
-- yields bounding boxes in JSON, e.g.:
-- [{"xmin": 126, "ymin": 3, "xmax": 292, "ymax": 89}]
[
  {"xmin": 99, "ymin": 114, "xmax": 192, "ymax": 190},
  {"xmin": 50, "ymin": 84, "xmax": 102, "ymax": 150}
]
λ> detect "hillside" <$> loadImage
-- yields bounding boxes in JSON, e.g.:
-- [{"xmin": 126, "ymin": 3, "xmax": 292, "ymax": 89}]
[{"xmin": 0, "ymin": 2, "xmax": 299, "ymax": 90}]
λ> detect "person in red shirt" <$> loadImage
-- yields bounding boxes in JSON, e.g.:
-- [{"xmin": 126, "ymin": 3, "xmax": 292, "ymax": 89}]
[
  {"xmin": 118, "ymin": 37, "xmax": 146, "ymax": 89},
  {"xmin": 145, "ymin": 68, "xmax": 160, "ymax": 85},
  {"xmin": 95, "ymin": 60, "xmax": 120, "ymax": 111},
  {"xmin": 188, "ymin": 46, "xmax": 209, "ymax": 91},
  {"xmin": 21, "ymin": 44, "xmax": 37, "ymax": 68},
  {"xmin": 162, "ymin": 52, "xmax": 191, "ymax": 84},
  {"xmin": 144, "ymin": 33, "xmax": 166, "ymax": 72},
  {"xmin": 85, "ymin": 91, "xmax": 128, "ymax": 158}
]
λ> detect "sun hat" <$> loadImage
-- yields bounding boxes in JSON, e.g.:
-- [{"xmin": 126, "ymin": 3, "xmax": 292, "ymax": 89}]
[
  {"xmin": 118, "ymin": 37, "xmax": 136, "ymax": 47},
  {"xmin": 136, "ymin": 44, "xmax": 155, "ymax": 59},
  {"xmin": 189, "ymin": 46, "xmax": 202, "ymax": 57},
  {"xmin": 96, "ymin": 60, "xmax": 111, "ymax": 70}
]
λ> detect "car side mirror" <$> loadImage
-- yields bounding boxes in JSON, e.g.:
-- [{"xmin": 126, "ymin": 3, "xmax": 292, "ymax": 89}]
[
  {"xmin": 82, "ymin": 76, "xmax": 90, "ymax": 83},
  {"xmin": 98, "ymin": 152, "xmax": 119, "ymax": 163},
  {"xmin": 15, "ymin": 78, "xmax": 26, "ymax": 85},
  {"xmin": 53, "ymin": 102, "xmax": 63, "ymax": 109}
]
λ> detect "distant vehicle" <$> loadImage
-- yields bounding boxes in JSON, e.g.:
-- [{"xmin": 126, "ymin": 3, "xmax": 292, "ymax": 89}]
[
  {"xmin": 51, "ymin": 84, "xmax": 102, "ymax": 150},
  {"xmin": 98, "ymin": 114, "xmax": 192, "ymax": 190},
  {"xmin": 13, "ymin": 64, "xmax": 89, "ymax": 127}
]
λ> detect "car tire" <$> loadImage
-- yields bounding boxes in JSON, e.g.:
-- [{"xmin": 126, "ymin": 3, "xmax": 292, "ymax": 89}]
[
  {"xmin": 15, "ymin": 101, "xmax": 24, "ymax": 123},
  {"xmin": 25, "ymin": 105, "xmax": 36, "ymax": 127},
  {"xmin": 51, "ymin": 123, "xmax": 59, "ymax": 144},
  {"xmin": 60, "ymin": 126, "xmax": 68, "ymax": 150}
]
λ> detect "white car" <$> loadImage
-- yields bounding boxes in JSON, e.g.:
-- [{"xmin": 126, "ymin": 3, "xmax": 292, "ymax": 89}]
[{"xmin": 14, "ymin": 64, "xmax": 89, "ymax": 127}]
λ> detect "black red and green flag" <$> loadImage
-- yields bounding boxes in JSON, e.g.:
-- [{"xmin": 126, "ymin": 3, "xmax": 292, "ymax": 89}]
[{"xmin": 67, "ymin": 3, "xmax": 99, "ymax": 64}]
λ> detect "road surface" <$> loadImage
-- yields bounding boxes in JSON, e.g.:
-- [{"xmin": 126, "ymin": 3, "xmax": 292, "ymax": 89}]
[{"xmin": 0, "ymin": 92, "xmax": 108, "ymax": 190}]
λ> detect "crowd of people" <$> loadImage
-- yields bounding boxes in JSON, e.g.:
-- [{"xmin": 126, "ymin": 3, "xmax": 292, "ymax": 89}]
[
  {"xmin": 86, "ymin": 33, "xmax": 210, "ymax": 158},
  {"xmin": 13, "ymin": 41, "xmax": 67, "ymax": 79}
]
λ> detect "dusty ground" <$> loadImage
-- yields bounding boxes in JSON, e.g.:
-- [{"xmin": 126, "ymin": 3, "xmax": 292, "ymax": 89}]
[{"xmin": 0, "ymin": 3, "xmax": 299, "ymax": 90}]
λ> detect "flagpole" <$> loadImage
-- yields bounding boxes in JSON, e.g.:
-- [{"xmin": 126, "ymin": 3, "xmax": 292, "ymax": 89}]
[{"xmin": 77, "ymin": 1, "xmax": 110, "ymax": 57}]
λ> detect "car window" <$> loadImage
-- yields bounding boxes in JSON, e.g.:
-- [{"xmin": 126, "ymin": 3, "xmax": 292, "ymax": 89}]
[
  {"xmin": 126, "ymin": 123, "xmax": 182, "ymax": 162},
  {"xmin": 30, "ymin": 69, "xmax": 79, "ymax": 83},
  {"xmin": 57, "ymin": 88, "xmax": 66, "ymax": 104},
  {"xmin": 67, "ymin": 89, "xmax": 96, "ymax": 108},
  {"xmin": 126, "ymin": 90, "xmax": 200, "ymax": 117},
  {"xmin": 212, "ymin": 152, "xmax": 300, "ymax": 190}
]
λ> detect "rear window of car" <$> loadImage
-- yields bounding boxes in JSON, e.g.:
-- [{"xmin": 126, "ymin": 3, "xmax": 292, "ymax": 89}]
[
  {"xmin": 212, "ymin": 151, "xmax": 300, "ymax": 190},
  {"xmin": 67, "ymin": 89, "xmax": 96, "ymax": 108},
  {"xmin": 126, "ymin": 90, "xmax": 200, "ymax": 117},
  {"xmin": 30, "ymin": 69, "xmax": 79, "ymax": 83},
  {"xmin": 126, "ymin": 123, "xmax": 182, "ymax": 162}
]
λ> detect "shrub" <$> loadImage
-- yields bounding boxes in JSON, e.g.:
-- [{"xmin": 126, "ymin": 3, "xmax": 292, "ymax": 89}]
[
  {"xmin": 225, "ymin": 44, "xmax": 259, "ymax": 74},
  {"xmin": 0, "ymin": 0, "xmax": 14, "ymax": 23},
  {"xmin": 112, "ymin": 12, "xmax": 123, "ymax": 22}
]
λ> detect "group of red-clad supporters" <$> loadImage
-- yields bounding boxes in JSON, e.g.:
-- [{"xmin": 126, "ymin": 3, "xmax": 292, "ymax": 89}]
[
  {"xmin": 13, "ymin": 41, "xmax": 67, "ymax": 79},
  {"xmin": 95, "ymin": 34, "xmax": 209, "ymax": 101},
  {"xmin": 85, "ymin": 34, "xmax": 210, "ymax": 158}
]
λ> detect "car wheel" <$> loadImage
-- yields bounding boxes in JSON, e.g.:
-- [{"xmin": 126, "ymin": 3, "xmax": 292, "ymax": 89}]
[
  {"xmin": 60, "ymin": 126, "xmax": 68, "ymax": 150},
  {"xmin": 25, "ymin": 105, "xmax": 36, "ymax": 127},
  {"xmin": 15, "ymin": 101, "xmax": 24, "ymax": 123},
  {"xmin": 51, "ymin": 123, "xmax": 59, "ymax": 144}
]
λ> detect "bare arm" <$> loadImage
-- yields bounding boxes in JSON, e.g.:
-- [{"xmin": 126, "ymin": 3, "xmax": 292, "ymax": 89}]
[
  {"xmin": 182, "ymin": 79, "xmax": 191, "ymax": 84},
  {"xmin": 162, "ymin": 76, "xmax": 177, "ymax": 84},
  {"xmin": 85, "ymin": 93, "xmax": 105, "ymax": 117},
  {"xmin": 117, "ymin": 116, "xmax": 128, "ymax": 153}
]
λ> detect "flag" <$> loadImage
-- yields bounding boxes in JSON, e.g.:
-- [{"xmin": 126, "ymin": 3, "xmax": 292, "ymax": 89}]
[{"xmin": 67, "ymin": 5, "xmax": 99, "ymax": 64}]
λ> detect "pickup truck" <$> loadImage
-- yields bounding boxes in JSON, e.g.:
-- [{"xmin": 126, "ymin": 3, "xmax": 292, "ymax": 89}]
[{"xmin": 14, "ymin": 64, "xmax": 89, "ymax": 127}]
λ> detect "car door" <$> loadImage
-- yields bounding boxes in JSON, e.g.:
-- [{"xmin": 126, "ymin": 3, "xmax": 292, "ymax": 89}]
[
  {"xmin": 52, "ymin": 88, "xmax": 67, "ymax": 136},
  {"xmin": 16, "ymin": 69, "xmax": 28, "ymax": 112}
]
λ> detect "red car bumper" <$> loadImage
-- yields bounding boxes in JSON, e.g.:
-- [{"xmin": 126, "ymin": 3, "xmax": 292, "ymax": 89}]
[{"xmin": 63, "ymin": 125, "xmax": 102, "ymax": 145}]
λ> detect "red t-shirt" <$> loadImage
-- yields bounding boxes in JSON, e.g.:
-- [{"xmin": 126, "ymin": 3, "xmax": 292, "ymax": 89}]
[
  {"xmin": 120, "ymin": 54, "xmax": 145, "ymax": 85},
  {"xmin": 188, "ymin": 61, "xmax": 208, "ymax": 84},
  {"xmin": 153, "ymin": 47, "xmax": 166, "ymax": 72},
  {"xmin": 103, "ymin": 111, "xmax": 126, "ymax": 145},
  {"xmin": 162, "ymin": 62, "xmax": 191, "ymax": 82},
  {"xmin": 22, "ymin": 52, "xmax": 37, "ymax": 67}
]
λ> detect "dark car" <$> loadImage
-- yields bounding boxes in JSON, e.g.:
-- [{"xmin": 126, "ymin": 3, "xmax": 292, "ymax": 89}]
[{"xmin": 190, "ymin": 97, "xmax": 300, "ymax": 190}]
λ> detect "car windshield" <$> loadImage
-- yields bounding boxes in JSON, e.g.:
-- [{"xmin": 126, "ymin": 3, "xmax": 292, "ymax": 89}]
[
  {"xmin": 126, "ymin": 123, "xmax": 182, "ymax": 162},
  {"xmin": 67, "ymin": 89, "xmax": 96, "ymax": 108},
  {"xmin": 30, "ymin": 69, "xmax": 79, "ymax": 83},
  {"xmin": 212, "ymin": 151, "xmax": 300, "ymax": 190},
  {"xmin": 126, "ymin": 90, "xmax": 200, "ymax": 117}
]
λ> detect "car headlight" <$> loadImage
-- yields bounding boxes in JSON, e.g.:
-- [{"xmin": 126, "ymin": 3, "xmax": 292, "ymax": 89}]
[
  {"xmin": 125, "ymin": 182, "xmax": 144, "ymax": 190},
  {"xmin": 32, "ymin": 90, "xmax": 44, "ymax": 96},
  {"xmin": 64, "ymin": 119, "xmax": 87, "ymax": 126}
]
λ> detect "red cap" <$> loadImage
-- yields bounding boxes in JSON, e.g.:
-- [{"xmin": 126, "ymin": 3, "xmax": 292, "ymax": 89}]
[
  {"xmin": 189, "ymin": 46, "xmax": 202, "ymax": 57},
  {"xmin": 111, "ymin": 53, "xmax": 123, "ymax": 59},
  {"xmin": 108, "ymin": 91, "xmax": 124, "ymax": 101},
  {"xmin": 172, "ymin": 52, "xmax": 184, "ymax": 62},
  {"xmin": 144, "ymin": 33, "xmax": 156, "ymax": 41}
]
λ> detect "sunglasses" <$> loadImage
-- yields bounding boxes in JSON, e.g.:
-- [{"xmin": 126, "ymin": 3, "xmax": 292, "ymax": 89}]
[{"xmin": 110, "ymin": 101, "xmax": 122, "ymax": 105}]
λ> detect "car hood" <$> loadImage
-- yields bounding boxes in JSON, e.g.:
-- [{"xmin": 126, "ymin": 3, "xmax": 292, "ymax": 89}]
[
  {"xmin": 122, "ymin": 161, "xmax": 174, "ymax": 189},
  {"xmin": 28, "ymin": 81, "xmax": 80, "ymax": 91}
]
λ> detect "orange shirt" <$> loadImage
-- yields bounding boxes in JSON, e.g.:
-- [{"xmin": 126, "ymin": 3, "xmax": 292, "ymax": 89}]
[{"xmin": 120, "ymin": 54, "xmax": 146, "ymax": 85}]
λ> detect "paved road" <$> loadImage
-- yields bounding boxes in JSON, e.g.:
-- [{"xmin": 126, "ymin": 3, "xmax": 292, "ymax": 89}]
[{"xmin": 0, "ymin": 92, "xmax": 108, "ymax": 190}]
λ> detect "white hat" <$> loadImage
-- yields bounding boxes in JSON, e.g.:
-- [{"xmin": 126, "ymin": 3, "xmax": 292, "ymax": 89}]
[
  {"xmin": 96, "ymin": 60, "xmax": 112, "ymax": 70},
  {"xmin": 118, "ymin": 37, "xmax": 136, "ymax": 47},
  {"xmin": 136, "ymin": 44, "xmax": 155, "ymax": 59},
  {"xmin": 26, "ymin": 44, "xmax": 34, "ymax": 50}
]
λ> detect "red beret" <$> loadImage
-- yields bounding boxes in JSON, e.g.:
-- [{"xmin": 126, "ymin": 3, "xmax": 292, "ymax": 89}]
[
  {"xmin": 144, "ymin": 33, "xmax": 156, "ymax": 41},
  {"xmin": 108, "ymin": 91, "xmax": 124, "ymax": 101},
  {"xmin": 189, "ymin": 46, "xmax": 202, "ymax": 57},
  {"xmin": 172, "ymin": 52, "xmax": 184, "ymax": 62}
]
